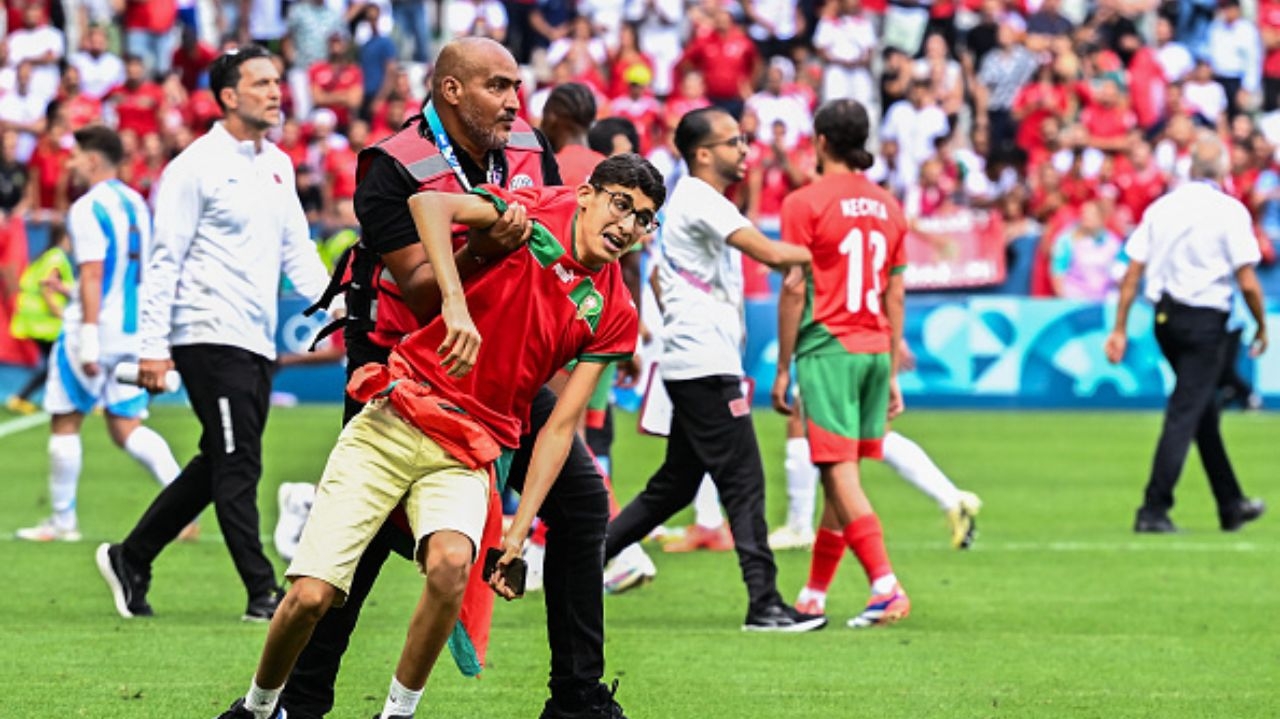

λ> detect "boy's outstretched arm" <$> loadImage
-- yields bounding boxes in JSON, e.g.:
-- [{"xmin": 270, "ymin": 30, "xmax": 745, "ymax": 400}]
[
  {"xmin": 407, "ymin": 191, "xmax": 504, "ymax": 376},
  {"xmin": 488, "ymin": 360, "xmax": 609, "ymax": 599}
]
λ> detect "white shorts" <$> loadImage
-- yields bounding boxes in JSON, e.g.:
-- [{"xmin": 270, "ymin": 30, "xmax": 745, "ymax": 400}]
[{"xmin": 42, "ymin": 336, "xmax": 149, "ymax": 419}]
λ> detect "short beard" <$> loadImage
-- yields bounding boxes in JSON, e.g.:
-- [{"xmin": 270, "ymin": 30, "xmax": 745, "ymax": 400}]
[
  {"xmin": 238, "ymin": 110, "xmax": 275, "ymax": 133},
  {"xmin": 459, "ymin": 104, "xmax": 509, "ymax": 153}
]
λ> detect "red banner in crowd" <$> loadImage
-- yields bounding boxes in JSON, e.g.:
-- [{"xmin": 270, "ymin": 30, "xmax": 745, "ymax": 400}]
[{"xmin": 903, "ymin": 209, "xmax": 1006, "ymax": 290}]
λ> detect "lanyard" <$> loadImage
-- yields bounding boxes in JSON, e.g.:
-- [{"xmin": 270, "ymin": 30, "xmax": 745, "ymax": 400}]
[{"xmin": 423, "ymin": 101, "xmax": 503, "ymax": 191}]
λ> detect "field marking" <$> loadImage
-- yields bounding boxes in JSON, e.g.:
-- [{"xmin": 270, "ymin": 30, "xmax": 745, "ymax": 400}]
[{"xmin": 0, "ymin": 412, "xmax": 49, "ymax": 439}]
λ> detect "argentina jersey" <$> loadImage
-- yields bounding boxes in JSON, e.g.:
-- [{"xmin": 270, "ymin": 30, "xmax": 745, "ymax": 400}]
[
  {"xmin": 43, "ymin": 179, "xmax": 153, "ymax": 418},
  {"xmin": 62, "ymin": 178, "xmax": 151, "ymax": 351}
]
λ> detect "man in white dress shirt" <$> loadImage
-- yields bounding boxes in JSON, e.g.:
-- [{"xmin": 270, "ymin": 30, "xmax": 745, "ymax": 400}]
[
  {"xmin": 95, "ymin": 45, "xmax": 332, "ymax": 623},
  {"xmin": 1106, "ymin": 134, "xmax": 1267, "ymax": 534}
]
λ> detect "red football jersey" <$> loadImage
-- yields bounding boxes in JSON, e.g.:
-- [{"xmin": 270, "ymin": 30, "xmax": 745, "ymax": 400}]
[
  {"xmin": 782, "ymin": 172, "xmax": 907, "ymax": 356},
  {"xmin": 393, "ymin": 185, "xmax": 639, "ymax": 448}
]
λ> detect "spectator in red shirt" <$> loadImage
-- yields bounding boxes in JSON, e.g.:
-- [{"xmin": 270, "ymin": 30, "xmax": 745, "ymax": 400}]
[
  {"xmin": 607, "ymin": 24, "xmax": 656, "ymax": 101},
  {"xmin": 1080, "ymin": 76, "xmax": 1137, "ymax": 154},
  {"xmin": 1228, "ymin": 141, "xmax": 1261, "ymax": 205},
  {"xmin": 180, "ymin": 86, "xmax": 222, "ymax": 135},
  {"xmin": 25, "ymin": 103, "xmax": 72, "ymax": 221},
  {"xmin": 368, "ymin": 93, "xmax": 411, "ymax": 142},
  {"xmin": 609, "ymin": 64, "xmax": 663, "ymax": 155},
  {"xmin": 170, "ymin": 25, "xmax": 218, "ymax": 94},
  {"xmin": 57, "ymin": 65, "xmax": 102, "ymax": 131},
  {"xmin": 747, "ymin": 116, "xmax": 813, "ymax": 225},
  {"xmin": 664, "ymin": 70, "xmax": 711, "ymax": 140},
  {"xmin": 1262, "ymin": 0, "xmax": 1280, "ymax": 110},
  {"xmin": 1012, "ymin": 61, "xmax": 1071, "ymax": 157},
  {"xmin": 123, "ymin": 0, "xmax": 178, "ymax": 78},
  {"xmin": 277, "ymin": 117, "xmax": 310, "ymax": 171},
  {"xmin": 107, "ymin": 54, "xmax": 167, "ymax": 139},
  {"xmin": 308, "ymin": 33, "xmax": 364, "ymax": 132},
  {"xmin": 675, "ymin": 7, "xmax": 760, "ymax": 117},
  {"xmin": 1112, "ymin": 138, "xmax": 1166, "ymax": 226},
  {"xmin": 322, "ymin": 118, "xmax": 367, "ymax": 226},
  {"xmin": 122, "ymin": 131, "xmax": 168, "ymax": 200}
]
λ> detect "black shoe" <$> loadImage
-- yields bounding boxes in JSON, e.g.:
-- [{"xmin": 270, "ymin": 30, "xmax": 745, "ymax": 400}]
[
  {"xmin": 95, "ymin": 543, "xmax": 153, "ymax": 618},
  {"xmin": 217, "ymin": 697, "xmax": 286, "ymax": 718},
  {"xmin": 243, "ymin": 587, "xmax": 284, "ymax": 623},
  {"xmin": 1220, "ymin": 498, "xmax": 1266, "ymax": 531},
  {"xmin": 539, "ymin": 680, "xmax": 628, "ymax": 719},
  {"xmin": 742, "ymin": 602, "xmax": 828, "ymax": 632},
  {"xmin": 371, "ymin": 713, "xmax": 412, "ymax": 718},
  {"xmin": 1133, "ymin": 512, "xmax": 1178, "ymax": 534}
]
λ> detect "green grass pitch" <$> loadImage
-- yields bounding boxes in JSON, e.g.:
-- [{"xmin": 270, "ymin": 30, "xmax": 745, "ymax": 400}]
[{"xmin": 0, "ymin": 405, "xmax": 1276, "ymax": 718}]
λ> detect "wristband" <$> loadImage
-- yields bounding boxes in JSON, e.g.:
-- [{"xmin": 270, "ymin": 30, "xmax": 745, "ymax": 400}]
[{"xmin": 78, "ymin": 324, "xmax": 101, "ymax": 366}]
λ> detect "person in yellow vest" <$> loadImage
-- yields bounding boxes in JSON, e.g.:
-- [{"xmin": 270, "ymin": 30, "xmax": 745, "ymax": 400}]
[{"xmin": 6, "ymin": 225, "xmax": 74, "ymax": 415}]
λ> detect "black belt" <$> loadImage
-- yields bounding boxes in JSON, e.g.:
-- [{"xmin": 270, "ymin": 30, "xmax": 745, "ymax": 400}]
[{"xmin": 1155, "ymin": 293, "xmax": 1228, "ymax": 325}]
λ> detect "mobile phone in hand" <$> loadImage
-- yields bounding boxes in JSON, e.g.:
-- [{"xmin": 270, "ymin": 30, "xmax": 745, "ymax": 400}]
[{"xmin": 483, "ymin": 547, "xmax": 527, "ymax": 596}]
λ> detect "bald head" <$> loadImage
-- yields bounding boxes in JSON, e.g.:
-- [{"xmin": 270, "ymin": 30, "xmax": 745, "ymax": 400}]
[
  {"xmin": 429, "ymin": 37, "xmax": 522, "ymax": 159},
  {"xmin": 1189, "ymin": 132, "xmax": 1228, "ymax": 181},
  {"xmin": 432, "ymin": 37, "xmax": 517, "ymax": 96}
]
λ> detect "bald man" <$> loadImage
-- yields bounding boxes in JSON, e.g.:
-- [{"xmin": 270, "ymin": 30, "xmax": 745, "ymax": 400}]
[{"xmin": 270, "ymin": 38, "xmax": 628, "ymax": 719}]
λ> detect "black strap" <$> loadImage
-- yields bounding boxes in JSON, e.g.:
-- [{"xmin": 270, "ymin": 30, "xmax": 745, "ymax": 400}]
[
  {"xmin": 304, "ymin": 244, "xmax": 355, "ymax": 318},
  {"xmin": 307, "ymin": 316, "xmax": 347, "ymax": 352}
]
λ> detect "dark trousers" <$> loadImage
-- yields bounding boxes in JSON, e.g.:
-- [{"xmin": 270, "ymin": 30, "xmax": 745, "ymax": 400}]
[
  {"xmin": 121, "ymin": 344, "xmax": 277, "ymax": 599},
  {"xmin": 1140, "ymin": 300, "xmax": 1246, "ymax": 517},
  {"xmin": 281, "ymin": 354, "xmax": 609, "ymax": 717},
  {"xmin": 605, "ymin": 375, "xmax": 782, "ymax": 613},
  {"xmin": 1214, "ymin": 75, "xmax": 1243, "ymax": 119},
  {"xmin": 1218, "ymin": 328, "xmax": 1253, "ymax": 402}
]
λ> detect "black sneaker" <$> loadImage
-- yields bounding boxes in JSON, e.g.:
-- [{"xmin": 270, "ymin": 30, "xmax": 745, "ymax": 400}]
[
  {"xmin": 217, "ymin": 697, "xmax": 286, "ymax": 718},
  {"xmin": 1220, "ymin": 498, "xmax": 1265, "ymax": 531},
  {"xmin": 742, "ymin": 602, "xmax": 827, "ymax": 633},
  {"xmin": 1133, "ymin": 511, "xmax": 1178, "ymax": 534},
  {"xmin": 539, "ymin": 680, "xmax": 628, "ymax": 719},
  {"xmin": 243, "ymin": 587, "xmax": 284, "ymax": 623},
  {"xmin": 95, "ymin": 543, "xmax": 153, "ymax": 618},
  {"xmin": 370, "ymin": 713, "xmax": 413, "ymax": 718}
]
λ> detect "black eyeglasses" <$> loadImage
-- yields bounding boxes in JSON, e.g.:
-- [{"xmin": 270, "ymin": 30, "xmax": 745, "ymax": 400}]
[
  {"xmin": 593, "ymin": 185, "xmax": 660, "ymax": 233},
  {"xmin": 700, "ymin": 133, "xmax": 750, "ymax": 150}
]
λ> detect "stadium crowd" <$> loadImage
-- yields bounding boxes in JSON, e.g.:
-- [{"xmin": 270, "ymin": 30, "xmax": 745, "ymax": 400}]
[{"xmin": 3, "ymin": 0, "xmax": 1279, "ymax": 309}]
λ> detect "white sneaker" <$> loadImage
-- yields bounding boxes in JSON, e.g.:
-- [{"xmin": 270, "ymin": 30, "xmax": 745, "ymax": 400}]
[
  {"xmin": 604, "ymin": 543, "xmax": 657, "ymax": 594},
  {"xmin": 274, "ymin": 482, "xmax": 315, "ymax": 562},
  {"xmin": 522, "ymin": 541, "xmax": 546, "ymax": 593},
  {"xmin": 768, "ymin": 523, "xmax": 816, "ymax": 550},
  {"xmin": 16, "ymin": 517, "xmax": 82, "ymax": 542}
]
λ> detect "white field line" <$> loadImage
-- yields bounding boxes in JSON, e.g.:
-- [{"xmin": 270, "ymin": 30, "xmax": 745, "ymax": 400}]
[{"xmin": 0, "ymin": 412, "xmax": 48, "ymax": 439}]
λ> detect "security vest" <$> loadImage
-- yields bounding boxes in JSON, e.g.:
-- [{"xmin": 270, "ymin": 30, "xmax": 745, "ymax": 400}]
[
  {"xmin": 10, "ymin": 246, "xmax": 74, "ymax": 342},
  {"xmin": 307, "ymin": 115, "xmax": 546, "ymax": 349}
]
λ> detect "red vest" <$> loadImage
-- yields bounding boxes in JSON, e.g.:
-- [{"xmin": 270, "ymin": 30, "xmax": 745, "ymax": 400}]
[{"xmin": 350, "ymin": 116, "xmax": 546, "ymax": 348}]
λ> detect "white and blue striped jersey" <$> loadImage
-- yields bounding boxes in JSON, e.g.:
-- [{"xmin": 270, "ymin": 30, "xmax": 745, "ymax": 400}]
[{"xmin": 63, "ymin": 178, "xmax": 152, "ymax": 353}]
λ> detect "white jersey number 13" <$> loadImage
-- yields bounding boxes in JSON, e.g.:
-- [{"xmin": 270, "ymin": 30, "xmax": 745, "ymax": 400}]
[{"xmin": 839, "ymin": 228, "xmax": 887, "ymax": 315}]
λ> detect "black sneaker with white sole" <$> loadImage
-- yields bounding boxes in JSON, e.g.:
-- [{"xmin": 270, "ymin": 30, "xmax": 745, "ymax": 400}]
[
  {"xmin": 95, "ymin": 543, "xmax": 153, "ymax": 618},
  {"xmin": 243, "ymin": 587, "xmax": 284, "ymax": 622},
  {"xmin": 742, "ymin": 602, "xmax": 828, "ymax": 632}
]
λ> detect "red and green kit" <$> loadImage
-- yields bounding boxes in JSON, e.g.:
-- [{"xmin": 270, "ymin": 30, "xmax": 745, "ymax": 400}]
[
  {"xmin": 781, "ymin": 173, "xmax": 908, "ymax": 462},
  {"xmin": 393, "ymin": 185, "xmax": 639, "ymax": 449}
]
